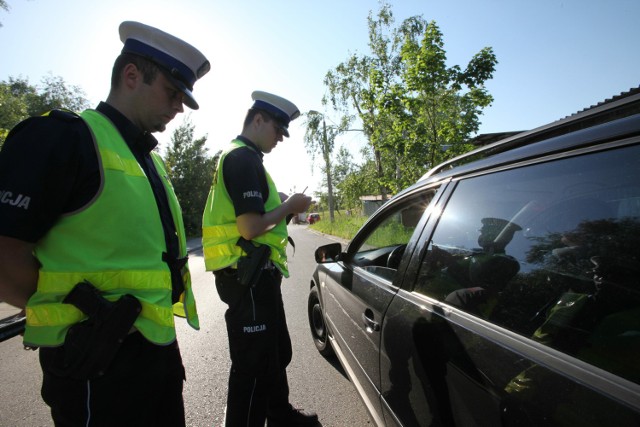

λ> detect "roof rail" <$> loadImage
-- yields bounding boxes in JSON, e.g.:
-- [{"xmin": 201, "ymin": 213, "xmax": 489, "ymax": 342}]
[{"xmin": 421, "ymin": 87, "xmax": 640, "ymax": 180}]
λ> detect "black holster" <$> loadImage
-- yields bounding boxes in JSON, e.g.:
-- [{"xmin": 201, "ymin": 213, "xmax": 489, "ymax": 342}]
[
  {"xmin": 42, "ymin": 281, "xmax": 142, "ymax": 380},
  {"xmin": 236, "ymin": 237, "xmax": 271, "ymax": 287},
  {"xmin": 163, "ymin": 251, "xmax": 188, "ymax": 303}
]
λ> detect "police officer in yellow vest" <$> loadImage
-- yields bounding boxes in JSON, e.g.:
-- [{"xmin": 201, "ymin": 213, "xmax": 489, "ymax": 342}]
[
  {"xmin": 202, "ymin": 91, "xmax": 317, "ymax": 427},
  {"xmin": 0, "ymin": 21, "xmax": 209, "ymax": 426}
]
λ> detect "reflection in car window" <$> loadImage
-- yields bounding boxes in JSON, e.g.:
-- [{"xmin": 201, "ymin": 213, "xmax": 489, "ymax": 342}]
[
  {"xmin": 352, "ymin": 191, "xmax": 435, "ymax": 279},
  {"xmin": 416, "ymin": 145, "xmax": 640, "ymax": 385}
]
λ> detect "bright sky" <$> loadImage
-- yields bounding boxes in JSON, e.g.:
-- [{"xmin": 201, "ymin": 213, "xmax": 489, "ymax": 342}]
[{"xmin": 1, "ymin": 0, "xmax": 638, "ymax": 195}]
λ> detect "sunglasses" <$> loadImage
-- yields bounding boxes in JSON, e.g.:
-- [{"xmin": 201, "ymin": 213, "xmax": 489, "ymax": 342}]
[
  {"xmin": 258, "ymin": 109, "xmax": 286, "ymax": 136},
  {"xmin": 272, "ymin": 122, "xmax": 286, "ymax": 136}
]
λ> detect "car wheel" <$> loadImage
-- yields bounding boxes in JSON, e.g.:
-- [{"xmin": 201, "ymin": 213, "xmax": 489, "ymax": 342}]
[{"xmin": 308, "ymin": 285, "xmax": 334, "ymax": 357}]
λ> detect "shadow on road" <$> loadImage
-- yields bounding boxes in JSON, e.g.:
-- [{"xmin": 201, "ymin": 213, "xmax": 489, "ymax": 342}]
[{"xmin": 321, "ymin": 353, "xmax": 350, "ymax": 381}]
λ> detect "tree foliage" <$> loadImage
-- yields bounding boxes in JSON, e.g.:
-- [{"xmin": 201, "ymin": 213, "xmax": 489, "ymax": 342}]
[
  {"xmin": 324, "ymin": 4, "xmax": 398, "ymax": 199},
  {"xmin": 303, "ymin": 111, "xmax": 350, "ymax": 222},
  {"xmin": 29, "ymin": 74, "xmax": 90, "ymax": 116},
  {"xmin": 0, "ymin": 0, "xmax": 8, "ymax": 27},
  {"xmin": 335, "ymin": 146, "xmax": 378, "ymax": 212},
  {"xmin": 0, "ymin": 75, "xmax": 90, "ymax": 148},
  {"xmin": 164, "ymin": 117, "xmax": 216, "ymax": 236},
  {"xmin": 329, "ymin": 145, "xmax": 355, "ymax": 211},
  {"xmin": 323, "ymin": 2, "xmax": 497, "ymax": 196}
]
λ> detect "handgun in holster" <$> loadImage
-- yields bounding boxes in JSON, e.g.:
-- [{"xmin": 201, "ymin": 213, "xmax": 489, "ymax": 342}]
[
  {"xmin": 236, "ymin": 237, "xmax": 271, "ymax": 287},
  {"xmin": 44, "ymin": 280, "xmax": 142, "ymax": 380}
]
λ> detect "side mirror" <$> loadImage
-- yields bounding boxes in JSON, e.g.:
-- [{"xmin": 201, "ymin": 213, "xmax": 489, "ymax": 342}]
[{"xmin": 315, "ymin": 242, "xmax": 342, "ymax": 263}]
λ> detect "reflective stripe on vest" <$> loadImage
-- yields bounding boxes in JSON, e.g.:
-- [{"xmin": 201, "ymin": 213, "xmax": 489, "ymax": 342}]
[
  {"xmin": 24, "ymin": 109, "xmax": 198, "ymax": 347},
  {"xmin": 202, "ymin": 139, "xmax": 289, "ymax": 277},
  {"xmin": 149, "ymin": 150, "xmax": 199, "ymax": 330}
]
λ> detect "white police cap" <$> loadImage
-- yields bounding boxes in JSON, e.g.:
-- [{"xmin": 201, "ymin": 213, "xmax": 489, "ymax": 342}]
[
  {"xmin": 251, "ymin": 91, "xmax": 300, "ymax": 137},
  {"xmin": 119, "ymin": 21, "xmax": 210, "ymax": 110}
]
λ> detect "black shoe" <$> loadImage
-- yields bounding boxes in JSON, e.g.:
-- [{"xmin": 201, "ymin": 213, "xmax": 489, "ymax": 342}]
[{"xmin": 267, "ymin": 405, "xmax": 319, "ymax": 427}]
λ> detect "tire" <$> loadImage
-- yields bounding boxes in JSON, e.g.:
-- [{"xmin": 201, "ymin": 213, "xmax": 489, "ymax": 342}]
[{"xmin": 308, "ymin": 285, "xmax": 334, "ymax": 357}]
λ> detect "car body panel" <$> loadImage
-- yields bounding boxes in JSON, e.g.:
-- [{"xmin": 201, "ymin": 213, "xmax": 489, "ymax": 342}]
[
  {"xmin": 321, "ymin": 263, "xmax": 397, "ymax": 424},
  {"xmin": 381, "ymin": 285, "xmax": 640, "ymax": 426},
  {"xmin": 309, "ymin": 95, "xmax": 640, "ymax": 426}
]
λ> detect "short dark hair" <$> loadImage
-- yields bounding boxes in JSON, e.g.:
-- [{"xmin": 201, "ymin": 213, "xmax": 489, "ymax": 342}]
[
  {"xmin": 243, "ymin": 108, "xmax": 275, "ymax": 129},
  {"xmin": 111, "ymin": 53, "xmax": 161, "ymax": 89}
]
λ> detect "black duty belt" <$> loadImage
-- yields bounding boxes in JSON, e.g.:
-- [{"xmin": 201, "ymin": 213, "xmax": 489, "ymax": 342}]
[{"xmin": 222, "ymin": 260, "xmax": 276, "ymax": 272}]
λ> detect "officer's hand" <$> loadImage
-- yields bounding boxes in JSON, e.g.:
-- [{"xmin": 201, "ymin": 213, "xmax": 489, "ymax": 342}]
[{"xmin": 285, "ymin": 193, "xmax": 312, "ymax": 214}]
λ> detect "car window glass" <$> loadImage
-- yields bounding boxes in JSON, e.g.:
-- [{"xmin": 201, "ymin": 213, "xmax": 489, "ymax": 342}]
[
  {"xmin": 352, "ymin": 191, "xmax": 435, "ymax": 281},
  {"xmin": 415, "ymin": 145, "xmax": 640, "ymax": 384}
]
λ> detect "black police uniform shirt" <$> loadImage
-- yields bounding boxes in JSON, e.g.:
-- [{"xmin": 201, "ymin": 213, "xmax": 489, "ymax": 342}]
[
  {"xmin": 222, "ymin": 136, "xmax": 271, "ymax": 216},
  {"xmin": 0, "ymin": 102, "xmax": 183, "ymax": 300}
]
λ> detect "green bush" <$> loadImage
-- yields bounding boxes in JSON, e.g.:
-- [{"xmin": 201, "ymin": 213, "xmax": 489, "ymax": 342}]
[{"xmin": 309, "ymin": 211, "xmax": 367, "ymax": 241}]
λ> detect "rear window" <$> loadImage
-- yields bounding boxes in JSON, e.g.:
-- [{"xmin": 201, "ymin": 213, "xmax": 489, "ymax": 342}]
[{"xmin": 416, "ymin": 143, "xmax": 640, "ymax": 384}]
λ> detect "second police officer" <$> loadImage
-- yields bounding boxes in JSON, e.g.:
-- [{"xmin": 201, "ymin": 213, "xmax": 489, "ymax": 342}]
[{"xmin": 202, "ymin": 91, "xmax": 317, "ymax": 427}]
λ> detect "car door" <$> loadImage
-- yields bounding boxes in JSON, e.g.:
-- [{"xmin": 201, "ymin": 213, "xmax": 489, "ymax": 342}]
[
  {"xmin": 321, "ymin": 189, "xmax": 437, "ymax": 425},
  {"xmin": 381, "ymin": 142, "xmax": 640, "ymax": 426}
]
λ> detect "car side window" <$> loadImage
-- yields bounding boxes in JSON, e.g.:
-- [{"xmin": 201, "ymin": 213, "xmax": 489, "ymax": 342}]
[
  {"xmin": 415, "ymin": 145, "xmax": 640, "ymax": 384},
  {"xmin": 351, "ymin": 191, "xmax": 435, "ymax": 281}
]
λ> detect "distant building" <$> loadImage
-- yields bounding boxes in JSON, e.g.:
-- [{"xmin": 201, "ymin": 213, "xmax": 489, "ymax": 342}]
[{"xmin": 360, "ymin": 195, "xmax": 388, "ymax": 216}]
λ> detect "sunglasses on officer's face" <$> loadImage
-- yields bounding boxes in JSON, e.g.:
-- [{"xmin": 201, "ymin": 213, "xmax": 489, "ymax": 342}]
[
  {"xmin": 256, "ymin": 109, "xmax": 286, "ymax": 136},
  {"xmin": 271, "ymin": 122, "xmax": 285, "ymax": 136}
]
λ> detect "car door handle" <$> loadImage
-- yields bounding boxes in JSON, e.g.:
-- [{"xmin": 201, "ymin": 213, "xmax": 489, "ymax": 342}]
[{"xmin": 362, "ymin": 309, "xmax": 380, "ymax": 332}]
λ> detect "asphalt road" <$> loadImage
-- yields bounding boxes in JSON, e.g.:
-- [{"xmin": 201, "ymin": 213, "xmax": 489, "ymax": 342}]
[{"xmin": 0, "ymin": 225, "xmax": 373, "ymax": 427}]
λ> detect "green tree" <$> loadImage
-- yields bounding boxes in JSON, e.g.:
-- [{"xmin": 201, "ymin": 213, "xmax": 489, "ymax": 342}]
[
  {"xmin": 303, "ymin": 111, "xmax": 350, "ymax": 223},
  {"xmin": 325, "ymin": 2, "xmax": 497, "ymax": 194},
  {"xmin": 28, "ymin": 74, "xmax": 90, "ymax": 116},
  {"xmin": 0, "ymin": 0, "xmax": 8, "ymax": 27},
  {"xmin": 324, "ymin": 4, "xmax": 399, "ymax": 200},
  {"xmin": 164, "ymin": 116, "xmax": 216, "ymax": 236},
  {"xmin": 336, "ymin": 147, "xmax": 379, "ymax": 213},
  {"xmin": 0, "ymin": 83, "xmax": 28, "ymax": 145},
  {"xmin": 0, "ymin": 75, "xmax": 90, "ymax": 148},
  {"xmin": 398, "ymin": 19, "xmax": 496, "ymax": 186},
  {"xmin": 329, "ymin": 145, "xmax": 355, "ymax": 211}
]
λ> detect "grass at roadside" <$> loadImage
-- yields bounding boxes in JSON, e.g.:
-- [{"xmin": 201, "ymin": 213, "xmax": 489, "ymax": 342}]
[
  {"xmin": 308, "ymin": 210, "xmax": 414, "ymax": 249},
  {"xmin": 309, "ymin": 211, "xmax": 368, "ymax": 241}
]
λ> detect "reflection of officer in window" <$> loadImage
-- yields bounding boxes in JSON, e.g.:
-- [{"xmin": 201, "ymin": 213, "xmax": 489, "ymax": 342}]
[
  {"xmin": 504, "ymin": 219, "xmax": 640, "ymax": 426},
  {"xmin": 532, "ymin": 249, "xmax": 640, "ymax": 373},
  {"xmin": 444, "ymin": 218, "xmax": 522, "ymax": 318},
  {"xmin": 529, "ymin": 214, "xmax": 638, "ymax": 357}
]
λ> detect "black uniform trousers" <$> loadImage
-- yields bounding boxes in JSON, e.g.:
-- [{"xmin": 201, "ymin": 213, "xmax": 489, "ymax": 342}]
[
  {"xmin": 39, "ymin": 332, "xmax": 186, "ymax": 427},
  {"xmin": 214, "ymin": 267, "xmax": 293, "ymax": 427}
]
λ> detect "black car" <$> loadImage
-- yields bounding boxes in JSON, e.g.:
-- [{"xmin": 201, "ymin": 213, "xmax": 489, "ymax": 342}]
[{"xmin": 308, "ymin": 89, "xmax": 640, "ymax": 426}]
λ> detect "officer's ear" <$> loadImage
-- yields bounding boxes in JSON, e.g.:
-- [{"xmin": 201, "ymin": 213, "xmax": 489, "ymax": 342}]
[
  {"xmin": 254, "ymin": 111, "xmax": 267, "ymax": 126},
  {"xmin": 253, "ymin": 111, "xmax": 272, "ymax": 132},
  {"xmin": 121, "ymin": 63, "xmax": 141, "ymax": 90}
]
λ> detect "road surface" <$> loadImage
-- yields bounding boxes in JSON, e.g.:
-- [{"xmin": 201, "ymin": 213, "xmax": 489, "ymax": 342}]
[{"xmin": 0, "ymin": 225, "xmax": 373, "ymax": 427}]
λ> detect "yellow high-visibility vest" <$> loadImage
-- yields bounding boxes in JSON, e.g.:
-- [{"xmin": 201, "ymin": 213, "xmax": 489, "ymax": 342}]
[
  {"xmin": 202, "ymin": 139, "xmax": 289, "ymax": 277},
  {"xmin": 24, "ymin": 109, "xmax": 199, "ymax": 347}
]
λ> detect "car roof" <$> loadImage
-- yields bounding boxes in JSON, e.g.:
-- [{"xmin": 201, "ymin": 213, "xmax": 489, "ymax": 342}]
[{"xmin": 396, "ymin": 87, "xmax": 640, "ymax": 197}]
